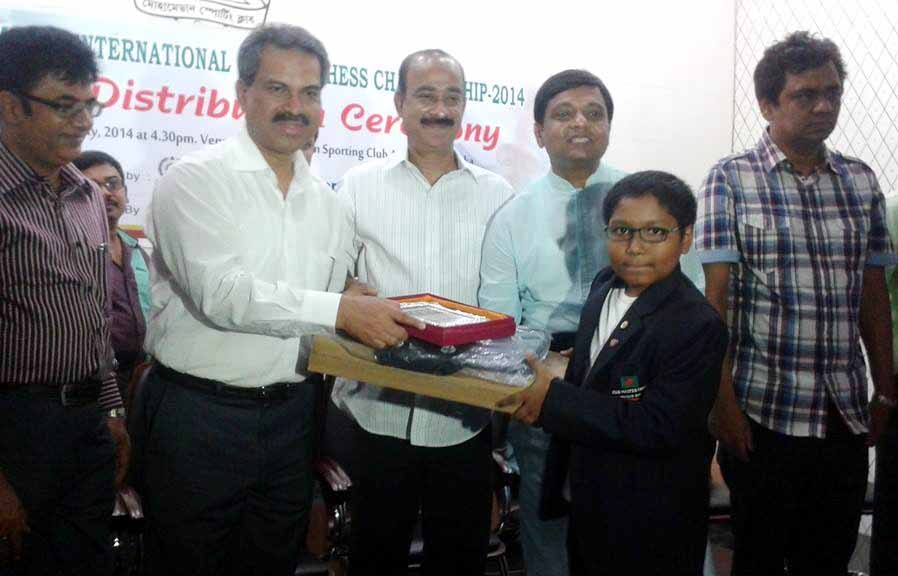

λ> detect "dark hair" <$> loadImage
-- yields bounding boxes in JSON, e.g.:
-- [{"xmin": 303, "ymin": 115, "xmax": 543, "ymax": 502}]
[
  {"xmin": 602, "ymin": 170, "xmax": 696, "ymax": 229},
  {"xmin": 73, "ymin": 150, "xmax": 125, "ymax": 183},
  {"xmin": 534, "ymin": 69, "xmax": 614, "ymax": 125},
  {"xmin": 396, "ymin": 49, "xmax": 465, "ymax": 96},
  {"xmin": 238, "ymin": 23, "xmax": 329, "ymax": 86},
  {"xmin": 754, "ymin": 31, "xmax": 846, "ymax": 104},
  {"xmin": 0, "ymin": 26, "xmax": 98, "ymax": 102}
]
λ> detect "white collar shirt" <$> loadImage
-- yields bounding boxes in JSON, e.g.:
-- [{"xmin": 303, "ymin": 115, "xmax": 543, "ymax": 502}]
[
  {"xmin": 332, "ymin": 151, "xmax": 514, "ymax": 447},
  {"xmin": 146, "ymin": 126, "xmax": 354, "ymax": 386}
]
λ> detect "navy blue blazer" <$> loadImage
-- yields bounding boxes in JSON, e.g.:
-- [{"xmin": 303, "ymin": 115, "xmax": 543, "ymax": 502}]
[{"xmin": 538, "ymin": 266, "xmax": 727, "ymax": 575}]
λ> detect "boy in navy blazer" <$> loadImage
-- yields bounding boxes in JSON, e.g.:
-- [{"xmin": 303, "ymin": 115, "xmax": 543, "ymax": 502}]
[{"xmin": 501, "ymin": 170, "xmax": 728, "ymax": 575}]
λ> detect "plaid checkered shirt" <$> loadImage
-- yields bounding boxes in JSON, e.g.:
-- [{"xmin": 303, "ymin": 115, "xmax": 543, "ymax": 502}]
[{"xmin": 695, "ymin": 130, "xmax": 896, "ymax": 438}]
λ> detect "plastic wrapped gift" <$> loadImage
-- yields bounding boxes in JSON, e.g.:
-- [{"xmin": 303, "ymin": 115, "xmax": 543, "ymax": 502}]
[{"xmin": 308, "ymin": 329, "xmax": 559, "ymax": 412}]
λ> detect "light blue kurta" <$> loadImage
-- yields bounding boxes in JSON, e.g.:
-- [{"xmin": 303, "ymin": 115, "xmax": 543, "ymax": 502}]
[{"xmin": 479, "ymin": 165, "xmax": 705, "ymax": 332}]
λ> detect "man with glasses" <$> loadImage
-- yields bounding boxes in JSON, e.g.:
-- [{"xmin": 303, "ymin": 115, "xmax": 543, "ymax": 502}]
[
  {"xmin": 479, "ymin": 69, "xmax": 703, "ymax": 576},
  {"xmin": 0, "ymin": 26, "xmax": 127, "ymax": 575},
  {"xmin": 75, "ymin": 151, "xmax": 151, "ymax": 399},
  {"xmin": 696, "ymin": 32, "xmax": 896, "ymax": 574}
]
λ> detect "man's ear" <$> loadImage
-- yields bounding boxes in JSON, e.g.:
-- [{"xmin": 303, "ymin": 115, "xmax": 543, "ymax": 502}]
[
  {"xmin": 394, "ymin": 91, "xmax": 404, "ymax": 116},
  {"xmin": 533, "ymin": 122, "xmax": 545, "ymax": 149},
  {"xmin": 235, "ymin": 79, "xmax": 249, "ymax": 109},
  {"xmin": 680, "ymin": 225, "xmax": 694, "ymax": 254},
  {"xmin": 0, "ymin": 91, "xmax": 27, "ymax": 126},
  {"xmin": 759, "ymin": 97, "xmax": 777, "ymax": 123}
]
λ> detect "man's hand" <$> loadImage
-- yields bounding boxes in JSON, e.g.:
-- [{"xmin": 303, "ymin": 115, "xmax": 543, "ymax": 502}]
[
  {"xmin": 709, "ymin": 393, "xmax": 753, "ymax": 461},
  {"xmin": 107, "ymin": 417, "xmax": 131, "ymax": 490},
  {"xmin": 343, "ymin": 277, "xmax": 378, "ymax": 297},
  {"xmin": 868, "ymin": 398, "xmax": 895, "ymax": 446},
  {"xmin": 0, "ymin": 472, "xmax": 28, "ymax": 564},
  {"xmin": 335, "ymin": 294, "xmax": 425, "ymax": 349},
  {"xmin": 498, "ymin": 354, "xmax": 565, "ymax": 425}
]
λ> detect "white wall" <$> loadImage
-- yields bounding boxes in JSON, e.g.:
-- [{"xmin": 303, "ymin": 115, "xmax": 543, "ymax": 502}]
[{"xmin": 0, "ymin": 0, "xmax": 737, "ymax": 192}]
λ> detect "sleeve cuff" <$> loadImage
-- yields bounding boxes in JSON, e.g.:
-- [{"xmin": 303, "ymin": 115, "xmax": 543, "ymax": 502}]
[
  {"xmin": 696, "ymin": 249, "xmax": 740, "ymax": 264},
  {"xmin": 98, "ymin": 374, "xmax": 124, "ymax": 410},
  {"xmin": 537, "ymin": 377, "xmax": 575, "ymax": 432},
  {"xmin": 866, "ymin": 251, "xmax": 898, "ymax": 267},
  {"xmin": 299, "ymin": 290, "xmax": 343, "ymax": 329}
]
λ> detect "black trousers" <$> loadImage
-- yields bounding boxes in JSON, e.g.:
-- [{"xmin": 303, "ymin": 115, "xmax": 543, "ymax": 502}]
[
  {"xmin": 0, "ymin": 390, "xmax": 115, "ymax": 576},
  {"xmin": 872, "ymin": 407, "xmax": 898, "ymax": 576},
  {"xmin": 142, "ymin": 369, "xmax": 316, "ymax": 576},
  {"xmin": 348, "ymin": 424, "xmax": 493, "ymax": 576},
  {"xmin": 720, "ymin": 411, "xmax": 868, "ymax": 576}
]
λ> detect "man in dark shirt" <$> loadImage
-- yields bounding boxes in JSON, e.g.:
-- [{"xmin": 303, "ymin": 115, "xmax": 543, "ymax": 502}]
[
  {"xmin": 0, "ymin": 26, "xmax": 130, "ymax": 575},
  {"xmin": 75, "ymin": 151, "xmax": 152, "ymax": 399}
]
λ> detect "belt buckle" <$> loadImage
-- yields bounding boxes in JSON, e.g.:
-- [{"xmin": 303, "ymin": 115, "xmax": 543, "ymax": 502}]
[
  {"xmin": 59, "ymin": 383, "xmax": 72, "ymax": 406},
  {"xmin": 259, "ymin": 383, "xmax": 288, "ymax": 403}
]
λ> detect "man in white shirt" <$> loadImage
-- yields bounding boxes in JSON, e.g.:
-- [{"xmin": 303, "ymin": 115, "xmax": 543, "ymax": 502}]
[
  {"xmin": 479, "ymin": 69, "xmax": 706, "ymax": 576},
  {"xmin": 331, "ymin": 49, "xmax": 514, "ymax": 574},
  {"xmin": 143, "ymin": 24, "xmax": 419, "ymax": 576}
]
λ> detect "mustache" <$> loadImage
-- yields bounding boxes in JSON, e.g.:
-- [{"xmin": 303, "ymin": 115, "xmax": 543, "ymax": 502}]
[
  {"xmin": 420, "ymin": 117, "xmax": 454, "ymax": 127},
  {"xmin": 273, "ymin": 112, "xmax": 311, "ymax": 125}
]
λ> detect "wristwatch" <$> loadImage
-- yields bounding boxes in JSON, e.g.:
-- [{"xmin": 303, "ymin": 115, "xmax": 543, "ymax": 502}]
[
  {"xmin": 107, "ymin": 407, "xmax": 126, "ymax": 419},
  {"xmin": 873, "ymin": 393, "xmax": 897, "ymax": 409}
]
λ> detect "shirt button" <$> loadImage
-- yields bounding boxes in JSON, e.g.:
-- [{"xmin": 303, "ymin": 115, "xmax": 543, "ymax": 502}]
[
  {"xmin": 619, "ymin": 320, "xmax": 629, "ymax": 330},
  {"xmin": 609, "ymin": 338, "xmax": 619, "ymax": 347}
]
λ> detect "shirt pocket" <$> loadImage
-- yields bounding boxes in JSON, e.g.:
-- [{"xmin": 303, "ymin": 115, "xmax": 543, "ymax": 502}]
[
  {"xmin": 739, "ymin": 211, "xmax": 793, "ymax": 276},
  {"xmin": 298, "ymin": 249, "xmax": 341, "ymax": 293},
  {"xmin": 817, "ymin": 218, "xmax": 863, "ymax": 290}
]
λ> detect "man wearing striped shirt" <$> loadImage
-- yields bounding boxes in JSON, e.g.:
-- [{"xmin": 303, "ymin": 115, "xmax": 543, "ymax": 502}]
[
  {"xmin": 696, "ymin": 32, "xmax": 896, "ymax": 575},
  {"xmin": 0, "ymin": 26, "xmax": 128, "ymax": 574},
  {"xmin": 332, "ymin": 49, "xmax": 514, "ymax": 574}
]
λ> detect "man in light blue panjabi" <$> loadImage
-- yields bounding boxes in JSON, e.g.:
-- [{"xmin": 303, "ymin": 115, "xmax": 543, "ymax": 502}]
[{"xmin": 480, "ymin": 69, "xmax": 704, "ymax": 576}]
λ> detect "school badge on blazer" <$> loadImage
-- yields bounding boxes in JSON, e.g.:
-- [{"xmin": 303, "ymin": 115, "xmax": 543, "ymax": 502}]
[{"xmin": 611, "ymin": 374, "xmax": 645, "ymax": 401}]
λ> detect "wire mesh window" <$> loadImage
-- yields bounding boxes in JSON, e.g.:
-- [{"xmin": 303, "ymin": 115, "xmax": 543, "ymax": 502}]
[{"xmin": 733, "ymin": 0, "xmax": 898, "ymax": 196}]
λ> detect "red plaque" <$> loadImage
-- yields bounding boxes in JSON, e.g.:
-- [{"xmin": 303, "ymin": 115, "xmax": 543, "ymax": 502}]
[{"xmin": 391, "ymin": 293, "xmax": 516, "ymax": 347}]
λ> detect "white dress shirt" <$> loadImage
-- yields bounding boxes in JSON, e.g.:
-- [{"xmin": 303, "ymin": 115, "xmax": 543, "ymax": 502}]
[
  {"xmin": 332, "ymin": 152, "xmax": 514, "ymax": 447},
  {"xmin": 589, "ymin": 287, "xmax": 637, "ymax": 366},
  {"xmin": 146, "ymin": 126, "xmax": 354, "ymax": 386}
]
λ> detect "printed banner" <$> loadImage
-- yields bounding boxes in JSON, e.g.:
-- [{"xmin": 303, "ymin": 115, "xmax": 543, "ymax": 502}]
[{"xmin": 0, "ymin": 10, "xmax": 547, "ymax": 235}]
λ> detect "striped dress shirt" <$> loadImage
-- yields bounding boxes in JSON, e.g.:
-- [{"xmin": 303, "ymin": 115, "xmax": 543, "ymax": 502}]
[
  {"xmin": 0, "ymin": 142, "xmax": 121, "ymax": 409},
  {"xmin": 331, "ymin": 152, "xmax": 514, "ymax": 447},
  {"xmin": 695, "ymin": 130, "xmax": 895, "ymax": 438}
]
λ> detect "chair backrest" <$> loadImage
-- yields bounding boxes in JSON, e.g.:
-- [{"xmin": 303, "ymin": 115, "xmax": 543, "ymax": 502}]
[{"xmin": 125, "ymin": 361, "xmax": 154, "ymax": 417}]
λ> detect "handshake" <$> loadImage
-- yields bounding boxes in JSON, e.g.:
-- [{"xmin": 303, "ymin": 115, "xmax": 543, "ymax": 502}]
[{"xmin": 334, "ymin": 279, "xmax": 426, "ymax": 350}]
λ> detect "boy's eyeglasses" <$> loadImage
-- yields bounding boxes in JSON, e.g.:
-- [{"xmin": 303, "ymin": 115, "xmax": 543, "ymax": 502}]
[{"xmin": 604, "ymin": 225, "xmax": 683, "ymax": 244}]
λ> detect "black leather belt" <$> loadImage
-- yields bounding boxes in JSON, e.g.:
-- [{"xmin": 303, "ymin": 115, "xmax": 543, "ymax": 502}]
[
  {"xmin": 156, "ymin": 364, "xmax": 304, "ymax": 402},
  {"xmin": 3, "ymin": 379, "xmax": 103, "ymax": 406}
]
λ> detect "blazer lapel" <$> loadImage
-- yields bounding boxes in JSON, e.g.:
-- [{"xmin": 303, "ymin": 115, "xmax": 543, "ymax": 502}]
[
  {"xmin": 568, "ymin": 272, "xmax": 614, "ymax": 386},
  {"xmin": 581, "ymin": 269, "xmax": 684, "ymax": 387}
]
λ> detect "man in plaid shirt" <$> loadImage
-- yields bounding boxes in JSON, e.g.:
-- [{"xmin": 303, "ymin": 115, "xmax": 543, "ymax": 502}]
[{"xmin": 695, "ymin": 31, "xmax": 897, "ymax": 575}]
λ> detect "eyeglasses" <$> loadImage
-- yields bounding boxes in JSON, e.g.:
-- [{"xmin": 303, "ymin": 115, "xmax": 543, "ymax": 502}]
[
  {"xmin": 94, "ymin": 177, "xmax": 124, "ymax": 192},
  {"xmin": 604, "ymin": 225, "xmax": 683, "ymax": 244},
  {"xmin": 16, "ymin": 92, "xmax": 104, "ymax": 119}
]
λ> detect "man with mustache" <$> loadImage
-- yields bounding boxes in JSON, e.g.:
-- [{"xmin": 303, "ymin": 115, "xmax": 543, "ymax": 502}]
[
  {"xmin": 696, "ymin": 31, "xmax": 896, "ymax": 575},
  {"xmin": 0, "ymin": 26, "xmax": 128, "ymax": 574},
  {"xmin": 142, "ymin": 24, "xmax": 420, "ymax": 575},
  {"xmin": 331, "ymin": 49, "xmax": 514, "ymax": 574}
]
